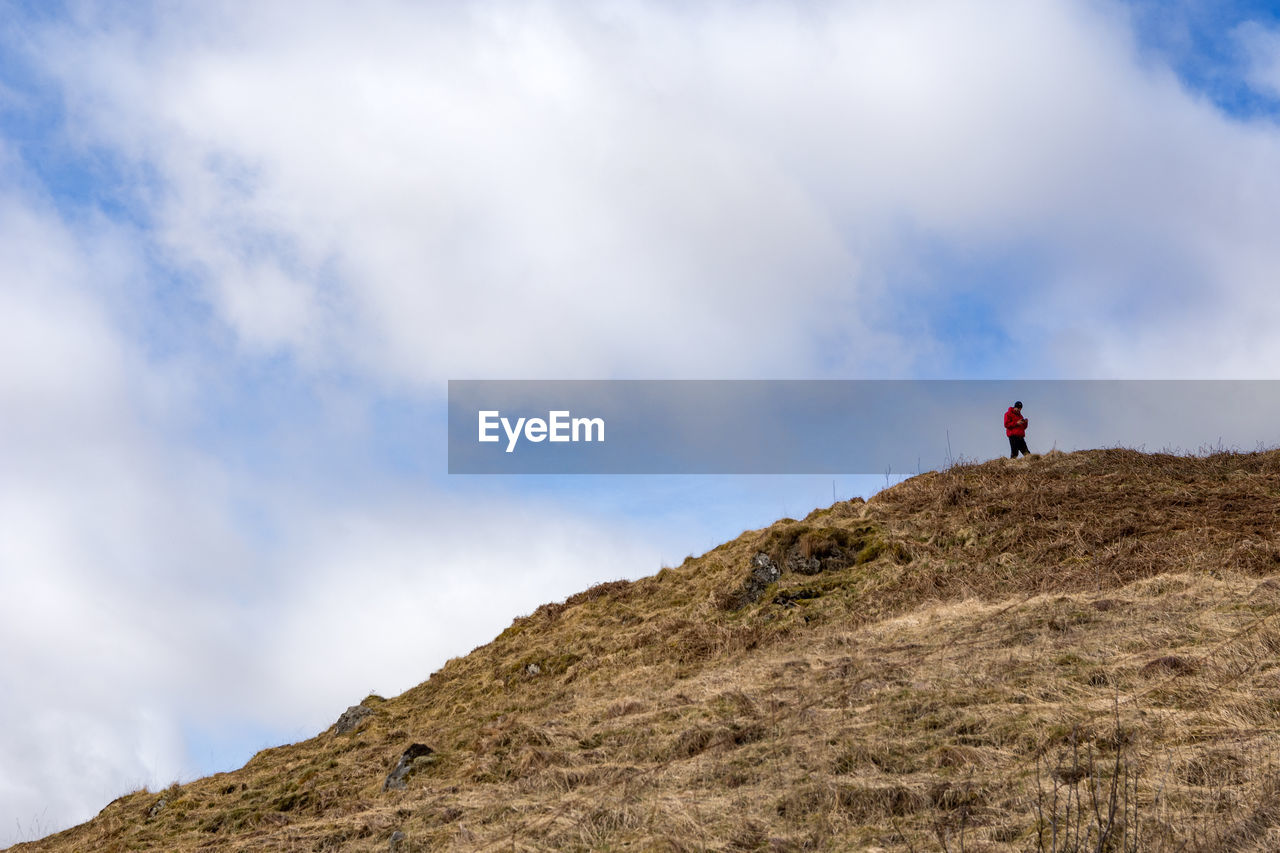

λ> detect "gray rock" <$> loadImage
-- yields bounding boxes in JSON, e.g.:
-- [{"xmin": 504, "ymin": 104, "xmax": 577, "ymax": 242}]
[
  {"xmin": 786, "ymin": 552, "xmax": 822, "ymax": 575},
  {"xmin": 333, "ymin": 703, "xmax": 374, "ymax": 734},
  {"xmin": 750, "ymin": 552, "xmax": 781, "ymax": 584},
  {"xmin": 389, "ymin": 829, "xmax": 407, "ymax": 851},
  {"xmin": 384, "ymin": 743, "xmax": 435, "ymax": 791},
  {"xmin": 726, "ymin": 553, "xmax": 782, "ymax": 609},
  {"xmin": 524, "ymin": 663, "xmax": 542, "ymax": 676}
]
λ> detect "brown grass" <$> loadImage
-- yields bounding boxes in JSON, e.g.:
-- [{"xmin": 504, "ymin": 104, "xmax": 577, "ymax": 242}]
[{"xmin": 12, "ymin": 448, "xmax": 1280, "ymax": 852}]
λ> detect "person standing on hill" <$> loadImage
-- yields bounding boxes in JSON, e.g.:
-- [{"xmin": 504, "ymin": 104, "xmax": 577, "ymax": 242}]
[{"xmin": 1005, "ymin": 401, "xmax": 1030, "ymax": 458}]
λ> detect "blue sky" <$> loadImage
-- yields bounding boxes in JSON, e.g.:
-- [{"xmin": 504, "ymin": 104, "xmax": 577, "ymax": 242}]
[
  {"xmin": 1127, "ymin": 0, "xmax": 1280, "ymax": 117},
  {"xmin": 3, "ymin": 0, "xmax": 1280, "ymax": 843}
]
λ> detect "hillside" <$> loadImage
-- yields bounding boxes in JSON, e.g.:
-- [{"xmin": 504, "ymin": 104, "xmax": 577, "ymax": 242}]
[{"xmin": 12, "ymin": 449, "xmax": 1280, "ymax": 852}]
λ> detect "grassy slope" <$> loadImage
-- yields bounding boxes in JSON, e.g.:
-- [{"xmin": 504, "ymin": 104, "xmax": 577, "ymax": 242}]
[{"xmin": 12, "ymin": 449, "xmax": 1280, "ymax": 852}]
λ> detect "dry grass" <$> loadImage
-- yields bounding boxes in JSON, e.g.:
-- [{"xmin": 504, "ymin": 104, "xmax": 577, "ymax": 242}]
[{"xmin": 12, "ymin": 448, "xmax": 1280, "ymax": 852}]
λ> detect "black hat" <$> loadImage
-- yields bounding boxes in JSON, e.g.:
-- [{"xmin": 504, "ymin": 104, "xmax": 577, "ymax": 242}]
[{"xmin": 1014, "ymin": 401, "xmax": 1022, "ymax": 408}]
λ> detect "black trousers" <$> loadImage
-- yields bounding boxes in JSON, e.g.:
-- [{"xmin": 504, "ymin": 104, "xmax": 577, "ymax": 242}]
[{"xmin": 1009, "ymin": 435, "xmax": 1030, "ymax": 458}]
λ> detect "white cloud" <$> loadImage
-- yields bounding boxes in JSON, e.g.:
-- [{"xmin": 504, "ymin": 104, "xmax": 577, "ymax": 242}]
[
  {"xmin": 0, "ymin": 179, "xmax": 669, "ymax": 843},
  {"xmin": 251, "ymin": 496, "xmax": 662, "ymax": 727},
  {"xmin": 0, "ymin": 194, "xmax": 188, "ymax": 839},
  {"xmin": 10, "ymin": 0, "xmax": 1280, "ymax": 843},
  {"xmin": 1237, "ymin": 20, "xmax": 1280, "ymax": 100},
  {"xmin": 32, "ymin": 0, "xmax": 1280, "ymax": 381}
]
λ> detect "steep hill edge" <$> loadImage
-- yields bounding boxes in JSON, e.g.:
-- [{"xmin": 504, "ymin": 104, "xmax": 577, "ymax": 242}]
[{"xmin": 12, "ymin": 448, "xmax": 1280, "ymax": 852}]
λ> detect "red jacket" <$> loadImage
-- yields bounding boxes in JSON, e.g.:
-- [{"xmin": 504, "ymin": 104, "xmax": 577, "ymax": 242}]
[{"xmin": 1005, "ymin": 407, "xmax": 1028, "ymax": 437}]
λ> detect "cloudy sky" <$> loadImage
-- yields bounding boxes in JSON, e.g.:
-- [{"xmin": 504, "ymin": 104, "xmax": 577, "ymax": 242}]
[{"xmin": 3, "ymin": 0, "xmax": 1280, "ymax": 842}]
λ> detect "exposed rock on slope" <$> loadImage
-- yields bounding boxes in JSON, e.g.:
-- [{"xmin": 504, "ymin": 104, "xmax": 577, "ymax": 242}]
[{"xmin": 13, "ymin": 449, "xmax": 1280, "ymax": 852}]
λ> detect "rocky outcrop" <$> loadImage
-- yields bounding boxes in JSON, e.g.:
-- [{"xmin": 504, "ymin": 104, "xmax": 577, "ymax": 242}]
[
  {"xmin": 332, "ymin": 703, "xmax": 374, "ymax": 734},
  {"xmin": 384, "ymin": 744, "xmax": 436, "ymax": 791}
]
